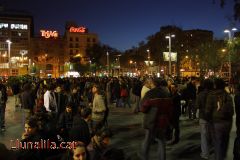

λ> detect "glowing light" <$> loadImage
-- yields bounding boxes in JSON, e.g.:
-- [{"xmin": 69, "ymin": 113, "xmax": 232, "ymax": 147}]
[
  {"xmin": 69, "ymin": 27, "xmax": 86, "ymax": 33},
  {"xmin": 40, "ymin": 30, "xmax": 58, "ymax": 38}
]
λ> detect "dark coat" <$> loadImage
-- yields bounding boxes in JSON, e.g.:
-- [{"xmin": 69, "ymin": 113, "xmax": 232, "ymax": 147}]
[
  {"xmin": 54, "ymin": 92, "xmax": 67, "ymax": 118},
  {"xmin": 140, "ymin": 87, "xmax": 172, "ymax": 130},
  {"xmin": 196, "ymin": 89, "xmax": 211, "ymax": 120},
  {"xmin": 206, "ymin": 90, "xmax": 234, "ymax": 123},
  {"xmin": 20, "ymin": 90, "xmax": 35, "ymax": 110}
]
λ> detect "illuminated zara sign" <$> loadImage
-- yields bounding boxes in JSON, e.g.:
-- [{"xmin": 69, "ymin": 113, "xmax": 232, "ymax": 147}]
[
  {"xmin": 69, "ymin": 27, "xmax": 86, "ymax": 33},
  {"xmin": 40, "ymin": 30, "xmax": 59, "ymax": 38}
]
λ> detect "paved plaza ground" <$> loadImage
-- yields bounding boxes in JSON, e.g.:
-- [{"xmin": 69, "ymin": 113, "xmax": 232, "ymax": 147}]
[{"xmin": 0, "ymin": 96, "xmax": 237, "ymax": 160}]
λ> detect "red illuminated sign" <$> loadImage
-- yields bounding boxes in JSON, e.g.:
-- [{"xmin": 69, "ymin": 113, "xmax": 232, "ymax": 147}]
[
  {"xmin": 40, "ymin": 30, "xmax": 58, "ymax": 38},
  {"xmin": 69, "ymin": 27, "xmax": 86, "ymax": 33}
]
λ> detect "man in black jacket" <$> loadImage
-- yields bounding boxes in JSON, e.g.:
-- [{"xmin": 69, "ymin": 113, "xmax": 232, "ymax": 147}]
[{"xmin": 54, "ymin": 85, "xmax": 67, "ymax": 120}]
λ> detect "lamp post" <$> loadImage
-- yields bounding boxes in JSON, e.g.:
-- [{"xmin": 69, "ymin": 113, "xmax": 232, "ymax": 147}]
[
  {"xmin": 106, "ymin": 51, "xmax": 110, "ymax": 76},
  {"xmin": 224, "ymin": 28, "xmax": 237, "ymax": 82},
  {"xmin": 147, "ymin": 49, "xmax": 150, "ymax": 74},
  {"xmin": 20, "ymin": 50, "xmax": 28, "ymax": 67},
  {"xmin": 165, "ymin": 34, "xmax": 175, "ymax": 75},
  {"xmin": 6, "ymin": 39, "xmax": 12, "ymax": 76}
]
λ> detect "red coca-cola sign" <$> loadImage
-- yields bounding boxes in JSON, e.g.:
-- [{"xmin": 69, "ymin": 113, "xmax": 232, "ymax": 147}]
[{"xmin": 69, "ymin": 27, "xmax": 86, "ymax": 33}]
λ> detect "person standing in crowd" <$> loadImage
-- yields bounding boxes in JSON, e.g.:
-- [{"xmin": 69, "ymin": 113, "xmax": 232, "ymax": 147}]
[
  {"xmin": 44, "ymin": 84, "xmax": 57, "ymax": 114},
  {"xmin": 54, "ymin": 85, "xmax": 67, "ymax": 120},
  {"xmin": 186, "ymin": 77, "xmax": 197, "ymax": 120},
  {"xmin": 140, "ymin": 78, "xmax": 173, "ymax": 160},
  {"xmin": 10, "ymin": 79, "xmax": 21, "ymax": 109},
  {"xmin": 0, "ymin": 83, "xmax": 7, "ymax": 132},
  {"xmin": 169, "ymin": 83, "xmax": 181, "ymax": 145},
  {"xmin": 120, "ymin": 83, "xmax": 131, "ymax": 108},
  {"xmin": 57, "ymin": 104, "xmax": 73, "ymax": 141},
  {"xmin": 91, "ymin": 84, "xmax": 107, "ymax": 134},
  {"xmin": 196, "ymin": 79, "xmax": 214, "ymax": 159},
  {"xmin": 132, "ymin": 78, "xmax": 142, "ymax": 113},
  {"xmin": 206, "ymin": 78, "xmax": 234, "ymax": 160},
  {"xmin": 67, "ymin": 85, "xmax": 82, "ymax": 115},
  {"xmin": 141, "ymin": 78, "xmax": 151, "ymax": 99},
  {"xmin": 21, "ymin": 83, "xmax": 35, "ymax": 124},
  {"xmin": 112, "ymin": 78, "xmax": 121, "ymax": 108},
  {"xmin": 106, "ymin": 78, "xmax": 113, "ymax": 105}
]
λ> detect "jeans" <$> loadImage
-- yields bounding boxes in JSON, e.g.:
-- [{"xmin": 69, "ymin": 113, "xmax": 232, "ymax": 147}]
[
  {"xmin": 134, "ymin": 96, "xmax": 140, "ymax": 112},
  {"xmin": 188, "ymin": 99, "xmax": 196, "ymax": 119},
  {"xmin": 213, "ymin": 121, "xmax": 232, "ymax": 160},
  {"xmin": 0, "ymin": 104, "xmax": 6, "ymax": 128},
  {"xmin": 199, "ymin": 119, "xmax": 212, "ymax": 158},
  {"xmin": 141, "ymin": 129, "xmax": 166, "ymax": 160},
  {"xmin": 121, "ymin": 97, "xmax": 131, "ymax": 108}
]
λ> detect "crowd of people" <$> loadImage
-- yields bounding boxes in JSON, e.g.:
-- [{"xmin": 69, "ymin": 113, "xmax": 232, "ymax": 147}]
[{"xmin": 0, "ymin": 75, "xmax": 239, "ymax": 160}]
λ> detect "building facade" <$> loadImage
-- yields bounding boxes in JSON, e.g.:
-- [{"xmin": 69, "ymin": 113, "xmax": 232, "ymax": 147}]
[
  {"xmin": 64, "ymin": 22, "xmax": 99, "ymax": 63},
  {"xmin": 30, "ymin": 30, "xmax": 66, "ymax": 78},
  {"xmin": 0, "ymin": 9, "xmax": 33, "ymax": 76}
]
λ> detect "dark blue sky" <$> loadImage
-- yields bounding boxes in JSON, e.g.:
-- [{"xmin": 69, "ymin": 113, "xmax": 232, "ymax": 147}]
[{"xmin": 2, "ymin": 0, "xmax": 236, "ymax": 51}]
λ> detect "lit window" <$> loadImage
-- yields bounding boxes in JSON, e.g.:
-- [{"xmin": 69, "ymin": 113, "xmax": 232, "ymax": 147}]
[{"xmin": 0, "ymin": 23, "xmax": 8, "ymax": 29}]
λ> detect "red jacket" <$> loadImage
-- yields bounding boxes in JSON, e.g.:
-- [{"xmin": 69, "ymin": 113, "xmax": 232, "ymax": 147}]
[{"xmin": 141, "ymin": 98, "xmax": 173, "ymax": 129}]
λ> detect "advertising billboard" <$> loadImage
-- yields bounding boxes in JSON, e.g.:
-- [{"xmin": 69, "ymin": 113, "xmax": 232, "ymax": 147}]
[{"xmin": 163, "ymin": 52, "xmax": 177, "ymax": 62}]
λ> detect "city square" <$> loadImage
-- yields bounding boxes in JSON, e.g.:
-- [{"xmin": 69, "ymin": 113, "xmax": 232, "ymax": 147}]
[{"xmin": 0, "ymin": 0, "xmax": 240, "ymax": 160}]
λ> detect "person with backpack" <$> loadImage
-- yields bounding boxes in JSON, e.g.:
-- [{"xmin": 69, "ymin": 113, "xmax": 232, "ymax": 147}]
[
  {"xmin": 140, "ymin": 78, "xmax": 173, "ymax": 160},
  {"xmin": 196, "ymin": 79, "xmax": 214, "ymax": 159},
  {"xmin": 205, "ymin": 78, "xmax": 234, "ymax": 160},
  {"xmin": 0, "ymin": 83, "xmax": 7, "ymax": 132}
]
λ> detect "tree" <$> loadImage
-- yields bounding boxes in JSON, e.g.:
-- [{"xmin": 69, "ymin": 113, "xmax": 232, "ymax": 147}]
[{"xmin": 215, "ymin": 0, "xmax": 240, "ymax": 21}]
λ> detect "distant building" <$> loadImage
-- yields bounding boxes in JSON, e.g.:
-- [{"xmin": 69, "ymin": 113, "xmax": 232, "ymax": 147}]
[
  {"xmin": 64, "ymin": 21, "xmax": 99, "ymax": 63},
  {"xmin": 0, "ymin": 8, "xmax": 33, "ymax": 76},
  {"xmin": 30, "ymin": 30, "xmax": 66, "ymax": 78}
]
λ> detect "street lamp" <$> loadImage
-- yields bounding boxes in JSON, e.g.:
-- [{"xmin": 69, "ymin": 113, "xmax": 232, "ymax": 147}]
[
  {"xmin": 20, "ymin": 50, "xmax": 28, "ymax": 67},
  {"xmin": 147, "ymin": 49, "xmax": 150, "ymax": 74},
  {"xmin": 224, "ymin": 28, "xmax": 237, "ymax": 82},
  {"xmin": 6, "ymin": 39, "xmax": 12, "ymax": 76},
  {"xmin": 165, "ymin": 34, "xmax": 175, "ymax": 75},
  {"xmin": 106, "ymin": 51, "xmax": 110, "ymax": 76}
]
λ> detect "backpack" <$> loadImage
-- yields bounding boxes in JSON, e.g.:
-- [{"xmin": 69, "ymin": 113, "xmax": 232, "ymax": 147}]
[
  {"xmin": 213, "ymin": 92, "xmax": 234, "ymax": 121},
  {"xmin": 120, "ymin": 88, "xmax": 128, "ymax": 97}
]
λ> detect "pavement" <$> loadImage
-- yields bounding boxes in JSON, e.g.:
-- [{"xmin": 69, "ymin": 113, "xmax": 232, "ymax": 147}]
[{"xmin": 0, "ymin": 96, "xmax": 237, "ymax": 160}]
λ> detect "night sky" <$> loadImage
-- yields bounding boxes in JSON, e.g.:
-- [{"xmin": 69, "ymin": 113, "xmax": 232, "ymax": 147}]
[{"xmin": 1, "ymin": 0, "xmax": 236, "ymax": 51}]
